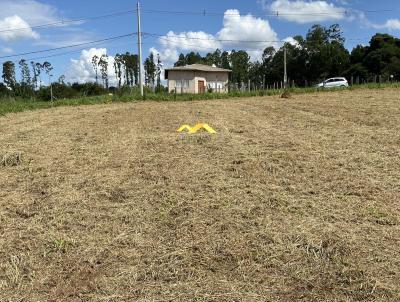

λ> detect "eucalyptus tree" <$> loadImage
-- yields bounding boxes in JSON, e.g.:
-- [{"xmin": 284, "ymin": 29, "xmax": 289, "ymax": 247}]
[
  {"xmin": 58, "ymin": 75, "xmax": 66, "ymax": 84},
  {"xmin": 114, "ymin": 54, "xmax": 123, "ymax": 88},
  {"xmin": 92, "ymin": 55, "xmax": 99, "ymax": 84},
  {"xmin": 144, "ymin": 53, "xmax": 156, "ymax": 86},
  {"xmin": 43, "ymin": 61, "xmax": 53, "ymax": 82},
  {"xmin": 122, "ymin": 53, "xmax": 139, "ymax": 86},
  {"xmin": 98, "ymin": 55, "xmax": 109, "ymax": 89},
  {"xmin": 19, "ymin": 59, "xmax": 31, "ymax": 86},
  {"xmin": 30, "ymin": 61, "xmax": 38, "ymax": 89},
  {"xmin": 2, "ymin": 61, "xmax": 16, "ymax": 90},
  {"xmin": 35, "ymin": 62, "xmax": 43, "ymax": 88}
]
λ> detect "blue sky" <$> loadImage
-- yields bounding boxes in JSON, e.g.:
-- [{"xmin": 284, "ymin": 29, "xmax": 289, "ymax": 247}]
[{"xmin": 0, "ymin": 0, "xmax": 399, "ymax": 83}]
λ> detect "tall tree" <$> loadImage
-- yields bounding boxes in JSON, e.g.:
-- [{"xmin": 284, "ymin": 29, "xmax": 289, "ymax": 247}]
[
  {"xmin": 98, "ymin": 55, "xmax": 109, "ymax": 89},
  {"xmin": 92, "ymin": 55, "xmax": 99, "ymax": 84},
  {"xmin": 131, "ymin": 54, "xmax": 139, "ymax": 86},
  {"xmin": 2, "ymin": 61, "xmax": 16, "ymax": 90},
  {"xmin": 114, "ymin": 54, "xmax": 123, "ymax": 88},
  {"xmin": 35, "ymin": 62, "xmax": 43, "ymax": 88},
  {"xmin": 174, "ymin": 53, "xmax": 186, "ymax": 67},
  {"xmin": 144, "ymin": 53, "xmax": 156, "ymax": 86},
  {"xmin": 31, "ymin": 61, "xmax": 38, "ymax": 90},
  {"xmin": 42, "ymin": 61, "xmax": 53, "ymax": 84},
  {"xmin": 185, "ymin": 52, "xmax": 203, "ymax": 65},
  {"xmin": 249, "ymin": 61, "xmax": 264, "ymax": 89},
  {"xmin": 212, "ymin": 49, "xmax": 222, "ymax": 67},
  {"xmin": 19, "ymin": 59, "xmax": 31, "ymax": 86},
  {"xmin": 58, "ymin": 75, "xmax": 66, "ymax": 84},
  {"xmin": 221, "ymin": 51, "xmax": 231, "ymax": 69},
  {"xmin": 121, "ymin": 53, "xmax": 139, "ymax": 86},
  {"xmin": 229, "ymin": 50, "xmax": 250, "ymax": 87}
]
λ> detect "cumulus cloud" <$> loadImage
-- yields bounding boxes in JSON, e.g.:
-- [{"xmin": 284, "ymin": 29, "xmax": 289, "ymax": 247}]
[
  {"xmin": 0, "ymin": 0, "xmax": 59, "ymax": 42},
  {"xmin": 371, "ymin": 19, "xmax": 400, "ymax": 31},
  {"xmin": 153, "ymin": 9, "xmax": 279, "ymax": 66},
  {"xmin": 218, "ymin": 9, "xmax": 278, "ymax": 49},
  {"xmin": 0, "ymin": 15, "xmax": 40, "ymax": 41},
  {"xmin": 0, "ymin": 0, "xmax": 59, "ymax": 25},
  {"xmin": 0, "ymin": 0, "xmax": 88, "ymax": 45},
  {"xmin": 160, "ymin": 31, "xmax": 221, "ymax": 53},
  {"xmin": 261, "ymin": 0, "xmax": 346, "ymax": 24},
  {"xmin": 66, "ymin": 48, "xmax": 117, "ymax": 85}
]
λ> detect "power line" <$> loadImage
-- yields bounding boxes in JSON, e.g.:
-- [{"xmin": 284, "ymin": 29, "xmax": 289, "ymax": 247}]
[
  {"xmin": 152, "ymin": 35, "xmax": 360, "ymax": 53},
  {"xmin": 140, "ymin": 7, "xmax": 394, "ymax": 18},
  {"xmin": 144, "ymin": 32, "xmax": 370, "ymax": 45},
  {"xmin": 0, "ymin": 9, "xmax": 137, "ymax": 34},
  {"xmin": 24, "ymin": 40, "xmax": 136, "ymax": 62},
  {"xmin": 0, "ymin": 6, "xmax": 395, "ymax": 35},
  {"xmin": 145, "ymin": 32, "xmax": 283, "ymax": 44},
  {"xmin": 3, "ymin": 34, "xmax": 152, "ymax": 63},
  {"xmin": 0, "ymin": 33, "xmax": 137, "ymax": 60}
]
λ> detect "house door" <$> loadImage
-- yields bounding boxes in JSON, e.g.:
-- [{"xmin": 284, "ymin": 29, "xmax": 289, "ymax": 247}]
[{"xmin": 198, "ymin": 80, "xmax": 205, "ymax": 94}]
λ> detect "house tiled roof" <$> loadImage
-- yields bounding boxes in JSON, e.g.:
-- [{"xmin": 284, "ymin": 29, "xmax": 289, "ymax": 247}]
[{"xmin": 165, "ymin": 64, "xmax": 231, "ymax": 73}]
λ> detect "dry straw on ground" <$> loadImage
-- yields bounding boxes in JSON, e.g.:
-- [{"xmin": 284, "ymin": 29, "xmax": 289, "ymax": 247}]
[
  {"xmin": 1, "ymin": 152, "xmax": 22, "ymax": 167},
  {"xmin": 0, "ymin": 89, "xmax": 399, "ymax": 301}
]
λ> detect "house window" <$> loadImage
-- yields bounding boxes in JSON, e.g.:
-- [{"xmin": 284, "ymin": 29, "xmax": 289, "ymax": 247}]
[
  {"xmin": 208, "ymin": 82, "xmax": 225, "ymax": 89},
  {"xmin": 176, "ymin": 80, "xmax": 189, "ymax": 88}
]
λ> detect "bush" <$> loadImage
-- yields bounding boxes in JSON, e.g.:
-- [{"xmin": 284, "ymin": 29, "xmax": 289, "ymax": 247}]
[
  {"xmin": 71, "ymin": 82, "xmax": 107, "ymax": 96},
  {"xmin": 37, "ymin": 83, "xmax": 78, "ymax": 101},
  {"xmin": 0, "ymin": 83, "xmax": 11, "ymax": 98}
]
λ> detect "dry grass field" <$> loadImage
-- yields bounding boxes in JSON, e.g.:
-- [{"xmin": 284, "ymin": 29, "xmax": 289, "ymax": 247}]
[{"xmin": 1, "ymin": 89, "xmax": 399, "ymax": 301}]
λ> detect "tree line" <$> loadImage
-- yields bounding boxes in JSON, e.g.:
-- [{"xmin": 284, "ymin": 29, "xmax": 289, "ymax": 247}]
[
  {"xmin": 1, "ymin": 60, "xmax": 55, "ymax": 98},
  {"xmin": 173, "ymin": 24, "xmax": 400, "ymax": 88},
  {"xmin": 0, "ymin": 57, "xmax": 112, "ymax": 101},
  {"xmin": 0, "ymin": 51, "xmax": 164, "ymax": 100},
  {"xmin": 1, "ymin": 23, "xmax": 400, "ymax": 100},
  {"xmin": 89, "ymin": 52, "xmax": 162, "ymax": 90}
]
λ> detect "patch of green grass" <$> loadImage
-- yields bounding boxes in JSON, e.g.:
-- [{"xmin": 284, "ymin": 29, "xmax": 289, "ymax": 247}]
[{"xmin": 1, "ymin": 82, "xmax": 399, "ymax": 116}]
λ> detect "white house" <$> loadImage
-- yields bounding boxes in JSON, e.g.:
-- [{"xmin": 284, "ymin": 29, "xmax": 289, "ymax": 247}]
[{"xmin": 165, "ymin": 64, "xmax": 231, "ymax": 94}]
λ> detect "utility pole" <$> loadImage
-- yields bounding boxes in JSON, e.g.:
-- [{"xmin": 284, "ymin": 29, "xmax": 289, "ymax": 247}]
[
  {"xmin": 137, "ymin": 1, "xmax": 144, "ymax": 97},
  {"xmin": 49, "ymin": 74, "xmax": 53, "ymax": 105},
  {"xmin": 283, "ymin": 46, "xmax": 288, "ymax": 89}
]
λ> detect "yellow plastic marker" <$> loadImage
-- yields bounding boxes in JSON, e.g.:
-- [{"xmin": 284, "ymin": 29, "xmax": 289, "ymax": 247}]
[
  {"xmin": 177, "ymin": 123, "xmax": 217, "ymax": 134},
  {"xmin": 177, "ymin": 125, "xmax": 193, "ymax": 132}
]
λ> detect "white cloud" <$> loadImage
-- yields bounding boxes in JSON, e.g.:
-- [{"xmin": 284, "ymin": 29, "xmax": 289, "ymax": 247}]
[
  {"xmin": 153, "ymin": 9, "xmax": 279, "ymax": 66},
  {"xmin": 160, "ymin": 31, "xmax": 221, "ymax": 53},
  {"xmin": 1, "ymin": 47, "xmax": 14, "ymax": 54},
  {"xmin": 0, "ymin": 15, "xmax": 40, "ymax": 41},
  {"xmin": 218, "ymin": 9, "xmax": 278, "ymax": 49},
  {"xmin": 283, "ymin": 36, "xmax": 300, "ymax": 47},
  {"xmin": 384, "ymin": 19, "xmax": 400, "ymax": 30},
  {"xmin": 66, "ymin": 48, "xmax": 117, "ymax": 85},
  {"xmin": 0, "ymin": 0, "xmax": 90, "ymax": 45},
  {"xmin": 218, "ymin": 9, "xmax": 279, "ymax": 60},
  {"xmin": 0, "ymin": 0, "xmax": 58, "ymax": 43},
  {"xmin": 262, "ymin": 0, "xmax": 346, "ymax": 24},
  {"xmin": 371, "ymin": 19, "xmax": 400, "ymax": 31},
  {"xmin": 0, "ymin": 0, "xmax": 59, "ymax": 25}
]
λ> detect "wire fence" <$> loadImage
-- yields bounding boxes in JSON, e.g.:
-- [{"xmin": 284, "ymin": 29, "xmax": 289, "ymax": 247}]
[{"xmin": 227, "ymin": 75, "xmax": 399, "ymax": 92}]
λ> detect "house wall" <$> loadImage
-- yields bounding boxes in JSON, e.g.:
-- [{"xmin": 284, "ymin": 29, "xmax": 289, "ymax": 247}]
[
  {"xmin": 194, "ymin": 72, "xmax": 229, "ymax": 93},
  {"xmin": 167, "ymin": 71, "xmax": 196, "ymax": 94},
  {"xmin": 168, "ymin": 71, "xmax": 229, "ymax": 94}
]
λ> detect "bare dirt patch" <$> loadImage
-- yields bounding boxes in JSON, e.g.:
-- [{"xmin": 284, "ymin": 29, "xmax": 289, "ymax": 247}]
[{"xmin": 1, "ymin": 89, "xmax": 399, "ymax": 301}]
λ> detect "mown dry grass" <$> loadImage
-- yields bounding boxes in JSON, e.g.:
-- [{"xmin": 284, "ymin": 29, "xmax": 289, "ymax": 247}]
[{"xmin": 0, "ymin": 89, "xmax": 399, "ymax": 301}]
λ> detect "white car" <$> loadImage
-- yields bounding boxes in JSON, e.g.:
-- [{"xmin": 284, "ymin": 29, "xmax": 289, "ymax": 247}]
[{"xmin": 316, "ymin": 77, "xmax": 349, "ymax": 88}]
